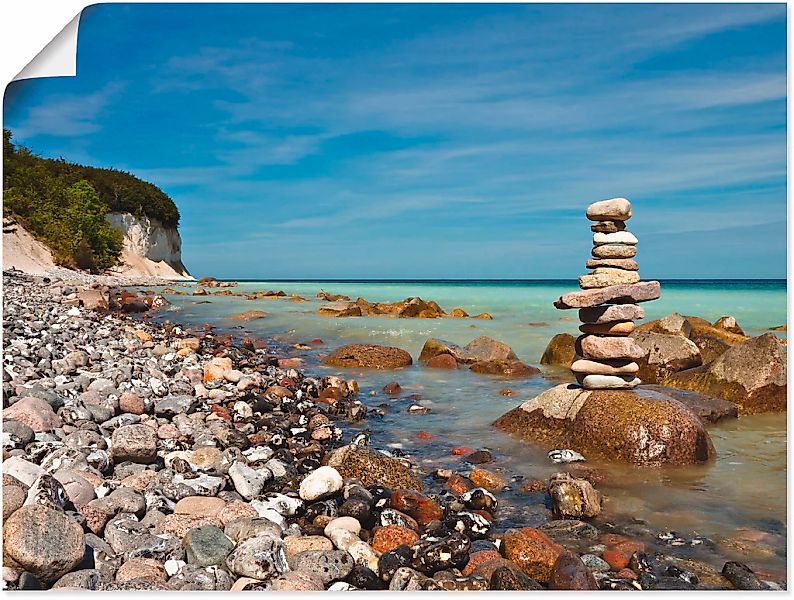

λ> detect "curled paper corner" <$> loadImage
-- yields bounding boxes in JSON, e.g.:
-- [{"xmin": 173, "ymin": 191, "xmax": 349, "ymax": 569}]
[{"xmin": 13, "ymin": 12, "xmax": 81, "ymax": 82}]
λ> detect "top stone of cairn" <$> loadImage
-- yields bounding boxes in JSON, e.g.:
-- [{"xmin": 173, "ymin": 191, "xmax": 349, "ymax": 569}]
[{"xmin": 586, "ymin": 197, "xmax": 632, "ymax": 222}]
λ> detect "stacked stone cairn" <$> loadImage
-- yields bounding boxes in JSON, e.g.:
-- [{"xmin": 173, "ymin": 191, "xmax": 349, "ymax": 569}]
[{"xmin": 554, "ymin": 197, "xmax": 661, "ymax": 390}]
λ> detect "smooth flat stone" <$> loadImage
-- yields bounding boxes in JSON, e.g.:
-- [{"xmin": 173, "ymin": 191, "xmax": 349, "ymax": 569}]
[
  {"xmin": 585, "ymin": 258, "xmax": 638, "ymax": 271},
  {"xmin": 577, "ymin": 374, "xmax": 641, "ymax": 389},
  {"xmin": 586, "ymin": 198, "xmax": 632, "ymax": 222},
  {"xmin": 579, "ymin": 304, "xmax": 644, "ymax": 324},
  {"xmin": 579, "ymin": 321, "xmax": 635, "ymax": 336},
  {"xmin": 591, "ymin": 245, "xmax": 636, "ymax": 259},
  {"xmin": 579, "ymin": 269, "xmax": 640, "ymax": 289},
  {"xmin": 554, "ymin": 282, "xmax": 660, "ymax": 309},
  {"xmin": 590, "ymin": 221, "xmax": 626, "ymax": 233},
  {"xmin": 593, "ymin": 231, "xmax": 638, "ymax": 246},
  {"xmin": 571, "ymin": 359, "xmax": 639, "ymax": 375},
  {"xmin": 575, "ymin": 335, "xmax": 645, "ymax": 360}
]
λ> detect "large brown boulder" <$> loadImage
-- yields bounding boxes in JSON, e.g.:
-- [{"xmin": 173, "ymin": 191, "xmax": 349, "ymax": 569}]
[
  {"xmin": 539, "ymin": 333, "xmax": 576, "ymax": 367},
  {"xmin": 325, "ymin": 445, "xmax": 423, "ymax": 491},
  {"xmin": 493, "ymin": 384, "xmax": 714, "ymax": 465},
  {"xmin": 323, "ymin": 344, "xmax": 412, "ymax": 369},
  {"xmin": 418, "ymin": 336, "xmax": 517, "ymax": 365},
  {"xmin": 629, "ymin": 330, "xmax": 702, "ymax": 383},
  {"xmin": 661, "ymin": 333, "xmax": 786, "ymax": 414}
]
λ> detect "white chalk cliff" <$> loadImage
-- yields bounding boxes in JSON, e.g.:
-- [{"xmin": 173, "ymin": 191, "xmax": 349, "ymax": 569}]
[{"xmin": 105, "ymin": 212, "xmax": 192, "ymax": 279}]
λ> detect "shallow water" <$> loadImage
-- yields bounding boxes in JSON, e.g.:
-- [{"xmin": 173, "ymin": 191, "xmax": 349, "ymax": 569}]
[{"xmin": 148, "ymin": 279, "xmax": 787, "ymax": 574}]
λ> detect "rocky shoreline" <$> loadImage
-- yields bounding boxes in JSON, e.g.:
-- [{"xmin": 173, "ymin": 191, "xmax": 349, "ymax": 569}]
[{"xmin": 1, "ymin": 271, "xmax": 784, "ymax": 591}]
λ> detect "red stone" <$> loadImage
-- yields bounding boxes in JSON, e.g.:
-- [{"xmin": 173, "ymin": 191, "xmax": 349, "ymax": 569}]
[
  {"xmin": 310, "ymin": 338, "xmax": 324, "ymax": 345},
  {"xmin": 415, "ymin": 431, "xmax": 435, "ymax": 441},
  {"xmin": 210, "ymin": 405, "xmax": 232, "ymax": 421},
  {"xmin": 615, "ymin": 568, "xmax": 637, "ymax": 580},
  {"xmin": 472, "ymin": 509, "xmax": 494, "ymax": 522},
  {"xmin": 462, "ymin": 550, "xmax": 502, "ymax": 576},
  {"xmin": 383, "ymin": 382, "xmax": 402, "ymax": 396},
  {"xmin": 426, "ymin": 354, "xmax": 458, "ymax": 369},
  {"xmin": 390, "ymin": 490, "xmax": 443, "ymax": 525},
  {"xmin": 451, "ymin": 447, "xmax": 474, "ymax": 456},
  {"xmin": 371, "ymin": 525, "xmax": 419, "ymax": 554},
  {"xmin": 445, "ymin": 474, "xmax": 472, "ymax": 495}
]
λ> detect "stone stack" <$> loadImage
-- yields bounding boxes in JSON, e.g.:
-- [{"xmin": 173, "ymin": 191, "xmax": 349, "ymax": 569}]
[{"xmin": 554, "ymin": 197, "xmax": 661, "ymax": 390}]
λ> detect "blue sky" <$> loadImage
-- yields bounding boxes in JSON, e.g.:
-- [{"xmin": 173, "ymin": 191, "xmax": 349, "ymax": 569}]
[{"xmin": 3, "ymin": 3, "xmax": 787, "ymax": 279}]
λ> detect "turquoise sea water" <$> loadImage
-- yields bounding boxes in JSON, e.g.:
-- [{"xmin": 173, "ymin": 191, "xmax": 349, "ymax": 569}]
[{"xmin": 148, "ymin": 279, "xmax": 787, "ymax": 574}]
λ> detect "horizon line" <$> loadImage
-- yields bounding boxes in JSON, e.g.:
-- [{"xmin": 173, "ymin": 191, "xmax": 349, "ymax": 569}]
[{"xmin": 209, "ymin": 277, "xmax": 787, "ymax": 283}]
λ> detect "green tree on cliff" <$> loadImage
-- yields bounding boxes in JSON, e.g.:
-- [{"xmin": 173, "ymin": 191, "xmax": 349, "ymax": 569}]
[{"xmin": 3, "ymin": 129, "xmax": 179, "ymax": 272}]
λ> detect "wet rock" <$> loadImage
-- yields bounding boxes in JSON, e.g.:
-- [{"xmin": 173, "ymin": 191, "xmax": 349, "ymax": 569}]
[
  {"xmin": 111, "ymin": 424, "xmax": 157, "ymax": 464},
  {"xmin": 412, "ymin": 533, "xmax": 470, "ymax": 574},
  {"xmin": 325, "ymin": 444, "xmax": 424, "ymax": 491},
  {"xmin": 3, "ymin": 506, "xmax": 85, "ymax": 583},
  {"xmin": 540, "ymin": 519, "xmax": 599, "ymax": 540},
  {"xmin": 494, "ymin": 384, "xmax": 714, "ymax": 465},
  {"xmin": 489, "ymin": 564, "xmax": 543, "ymax": 590},
  {"xmin": 426, "ymin": 354, "xmax": 458, "ymax": 369},
  {"xmin": 548, "ymin": 551, "xmax": 598, "ymax": 590},
  {"xmin": 390, "ymin": 490, "xmax": 443, "ymax": 525},
  {"xmin": 469, "ymin": 468, "xmax": 506, "ymax": 491},
  {"xmin": 539, "ymin": 333, "xmax": 576, "ymax": 367},
  {"xmin": 323, "ymin": 344, "xmax": 412, "ymax": 369},
  {"xmin": 548, "ymin": 472, "xmax": 601, "ymax": 518},
  {"xmin": 444, "ymin": 511, "xmax": 492, "ymax": 540},
  {"xmin": 502, "ymin": 528, "xmax": 564, "ymax": 583},
  {"xmin": 382, "ymin": 381, "xmax": 402, "ymax": 395},
  {"xmin": 721, "ymin": 561, "xmax": 769, "ymax": 590},
  {"xmin": 378, "ymin": 545, "xmax": 413, "ymax": 582},
  {"xmin": 663, "ymin": 333, "xmax": 786, "ymax": 414},
  {"xmin": 184, "ymin": 525, "xmax": 235, "ymax": 566},
  {"xmin": 371, "ymin": 525, "xmax": 419, "ymax": 554}
]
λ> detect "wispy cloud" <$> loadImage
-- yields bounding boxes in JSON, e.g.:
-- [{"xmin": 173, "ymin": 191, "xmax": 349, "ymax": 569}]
[{"xmin": 11, "ymin": 82, "xmax": 122, "ymax": 139}]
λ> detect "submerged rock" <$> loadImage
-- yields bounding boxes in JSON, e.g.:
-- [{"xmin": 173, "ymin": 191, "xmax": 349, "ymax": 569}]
[
  {"xmin": 323, "ymin": 344, "xmax": 413, "ymax": 369},
  {"xmin": 493, "ymin": 384, "xmax": 714, "ymax": 465},
  {"xmin": 469, "ymin": 360, "xmax": 540, "ymax": 378}
]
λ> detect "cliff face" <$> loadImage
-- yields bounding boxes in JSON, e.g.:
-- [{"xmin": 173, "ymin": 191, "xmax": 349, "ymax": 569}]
[{"xmin": 105, "ymin": 212, "xmax": 192, "ymax": 279}]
